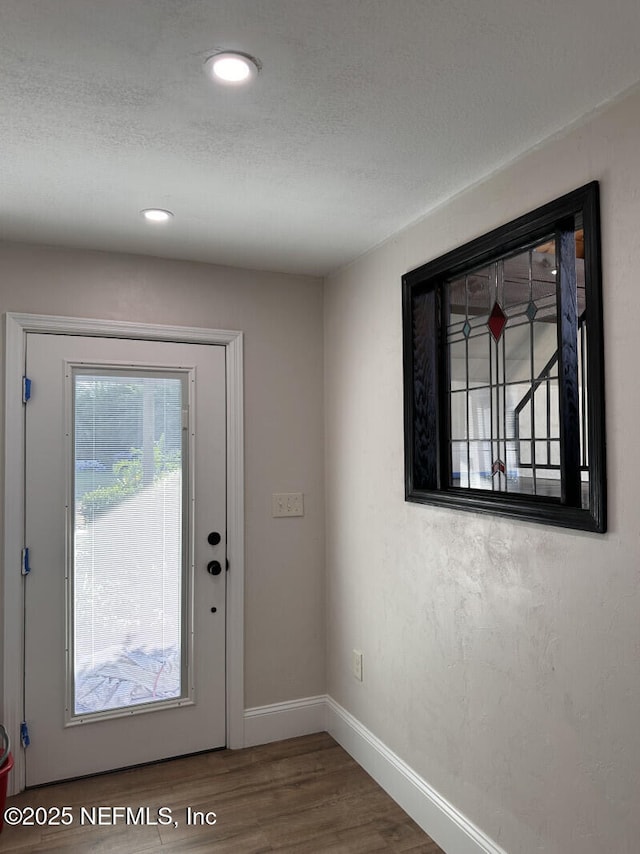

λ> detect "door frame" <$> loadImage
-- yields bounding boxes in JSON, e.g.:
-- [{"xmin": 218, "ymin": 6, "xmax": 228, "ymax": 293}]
[{"xmin": 2, "ymin": 312, "xmax": 245, "ymax": 794}]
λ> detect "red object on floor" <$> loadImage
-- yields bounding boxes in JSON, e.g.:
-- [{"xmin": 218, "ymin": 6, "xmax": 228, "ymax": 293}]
[{"xmin": 0, "ymin": 752, "xmax": 14, "ymax": 833}]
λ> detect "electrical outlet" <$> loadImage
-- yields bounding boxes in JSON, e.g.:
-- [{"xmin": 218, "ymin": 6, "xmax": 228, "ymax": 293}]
[
  {"xmin": 352, "ymin": 649, "xmax": 363, "ymax": 682},
  {"xmin": 272, "ymin": 492, "xmax": 304, "ymax": 517}
]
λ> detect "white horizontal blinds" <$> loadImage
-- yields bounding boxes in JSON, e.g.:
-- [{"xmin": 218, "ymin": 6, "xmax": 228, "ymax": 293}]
[{"xmin": 72, "ymin": 371, "xmax": 186, "ymax": 716}]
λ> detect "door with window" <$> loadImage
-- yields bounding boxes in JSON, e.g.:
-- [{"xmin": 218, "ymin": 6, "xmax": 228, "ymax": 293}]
[{"xmin": 23, "ymin": 333, "xmax": 226, "ymax": 786}]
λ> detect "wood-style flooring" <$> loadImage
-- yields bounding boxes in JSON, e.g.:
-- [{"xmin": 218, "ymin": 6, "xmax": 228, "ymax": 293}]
[{"xmin": 1, "ymin": 733, "xmax": 445, "ymax": 853}]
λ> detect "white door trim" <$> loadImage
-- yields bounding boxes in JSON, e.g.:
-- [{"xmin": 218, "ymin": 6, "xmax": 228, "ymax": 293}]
[{"xmin": 3, "ymin": 313, "xmax": 245, "ymax": 794}]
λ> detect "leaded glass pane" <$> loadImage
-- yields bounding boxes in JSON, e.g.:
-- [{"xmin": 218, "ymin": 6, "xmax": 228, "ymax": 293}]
[
  {"xmin": 534, "ymin": 382, "xmax": 551, "ymax": 438},
  {"xmin": 448, "ymin": 277, "xmax": 467, "ymax": 318},
  {"xmin": 496, "ymin": 333, "xmax": 505, "ymax": 387},
  {"xmin": 445, "ymin": 235, "xmax": 573, "ymax": 498},
  {"xmin": 502, "ymin": 249, "xmax": 531, "ymax": 309},
  {"xmin": 533, "ymin": 319, "xmax": 558, "ymax": 376},
  {"xmin": 548, "ymin": 379, "xmax": 560, "ymax": 438},
  {"xmin": 468, "ymin": 387, "xmax": 492, "ymax": 440},
  {"xmin": 537, "ymin": 472, "xmax": 562, "ymax": 499},
  {"xmin": 450, "ymin": 390, "xmax": 467, "ymax": 440},
  {"xmin": 467, "ymin": 332, "xmax": 490, "ymax": 387},
  {"xmin": 535, "ymin": 440, "xmax": 548, "ymax": 466},
  {"xmin": 518, "ymin": 398, "xmax": 532, "ymax": 440},
  {"xmin": 468, "ymin": 267, "xmax": 493, "ymax": 314},
  {"xmin": 505, "ymin": 383, "xmax": 531, "ymax": 439},
  {"xmin": 451, "ymin": 441, "xmax": 469, "ymax": 488},
  {"xmin": 449, "ymin": 339, "xmax": 467, "ymax": 388},
  {"xmin": 468, "ymin": 441, "xmax": 492, "ymax": 490},
  {"xmin": 503, "ymin": 324, "xmax": 530, "ymax": 384}
]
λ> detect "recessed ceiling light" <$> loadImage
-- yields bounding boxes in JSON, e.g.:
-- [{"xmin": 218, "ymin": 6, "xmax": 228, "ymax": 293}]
[
  {"xmin": 204, "ymin": 51, "xmax": 260, "ymax": 84},
  {"xmin": 141, "ymin": 208, "xmax": 173, "ymax": 223}
]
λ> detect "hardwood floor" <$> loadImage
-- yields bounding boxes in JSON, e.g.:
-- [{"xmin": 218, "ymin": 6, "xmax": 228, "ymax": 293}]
[{"xmin": 1, "ymin": 733, "xmax": 445, "ymax": 853}]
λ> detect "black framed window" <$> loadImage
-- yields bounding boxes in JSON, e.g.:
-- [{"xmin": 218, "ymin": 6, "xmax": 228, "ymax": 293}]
[{"xmin": 402, "ymin": 182, "xmax": 606, "ymax": 532}]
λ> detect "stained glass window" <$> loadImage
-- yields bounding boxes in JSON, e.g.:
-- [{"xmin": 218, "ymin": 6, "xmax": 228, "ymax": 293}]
[{"xmin": 403, "ymin": 183, "xmax": 606, "ymax": 532}]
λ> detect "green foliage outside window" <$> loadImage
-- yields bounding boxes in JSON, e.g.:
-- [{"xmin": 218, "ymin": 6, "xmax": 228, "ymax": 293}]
[{"xmin": 80, "ymin": 436, "xmax": 181, "ymax": 519}]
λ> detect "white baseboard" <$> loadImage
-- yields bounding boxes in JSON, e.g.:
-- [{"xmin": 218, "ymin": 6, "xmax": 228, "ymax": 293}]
[
  {"xmin": 242, "ymin": 694, "xmax": 506, "ymax": 854},
  {"xmin": 243, "ymin": 695, "xmax": 327, "ymax": 748},
  {"xmin": 326, "ymin": 697, "xmax": 508, "ymax": 854}
]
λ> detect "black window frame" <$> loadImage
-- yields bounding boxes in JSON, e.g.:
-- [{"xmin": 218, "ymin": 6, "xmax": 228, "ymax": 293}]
[{"xmin": 402, "ymin": 182, "xmax": 606, "ymax": 533}]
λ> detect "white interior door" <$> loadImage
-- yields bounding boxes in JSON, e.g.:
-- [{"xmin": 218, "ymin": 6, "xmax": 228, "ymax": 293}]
[{"xmin": 23, "ymin": 333, "xmax": 227, "ymax": 786}]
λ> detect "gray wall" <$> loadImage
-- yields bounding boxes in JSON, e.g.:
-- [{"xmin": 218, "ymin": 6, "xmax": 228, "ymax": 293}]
[
  {"xmin": 3, "ymin": 81, "xmax": 640, "ymax": 854},
  {"xmin": 324, "ymin": 88, "xmax": 640, "ymax": 853},
  {"xmin": 0, "ymin": 242, "xmax": 325, "ymax": 709}
]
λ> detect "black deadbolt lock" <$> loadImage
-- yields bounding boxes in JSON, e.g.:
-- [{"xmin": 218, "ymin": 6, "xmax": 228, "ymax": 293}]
[
  {"xmin": 208, "ymin": 531, "xmax": 222, "ymax": 546},
  {"xmin": 207, "ymin": 560, "xmax": 222, "ymax": 576}
]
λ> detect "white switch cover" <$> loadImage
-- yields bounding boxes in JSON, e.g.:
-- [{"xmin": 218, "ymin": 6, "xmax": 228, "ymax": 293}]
[{"xmin": 272, "ymin": 492, "xmax": 304, "ymax": 517}]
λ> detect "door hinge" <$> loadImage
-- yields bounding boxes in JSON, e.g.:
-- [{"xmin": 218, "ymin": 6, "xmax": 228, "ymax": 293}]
[
  {"xmin": 21, "ymin": 547, "xmax": 31, "ymax": 576},
  {"xmin": 20, "ymin": 721, "xmax": 30, "ymax": 749},
  {"xmin": 22, "ymin": 376, "xmax": 32, "ymax": 403}
]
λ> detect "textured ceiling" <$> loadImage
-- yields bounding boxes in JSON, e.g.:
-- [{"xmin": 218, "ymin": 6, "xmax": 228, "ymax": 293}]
[{"xmin": 2, "ymin": 0, "xmax": 640, "ymax": 276}]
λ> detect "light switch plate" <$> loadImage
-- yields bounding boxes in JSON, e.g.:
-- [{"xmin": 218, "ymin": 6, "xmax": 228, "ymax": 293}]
[{"xmin": 272, "ymin": 492, "xmax": 304, "ymax": 517}]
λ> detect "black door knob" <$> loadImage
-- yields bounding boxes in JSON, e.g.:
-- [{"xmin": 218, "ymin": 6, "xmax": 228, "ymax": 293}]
[
  {"xmin": 207, "ymin": 560, "xmax": 222, "ymax": 576},
  {"xmin": 208, "ymin": 531, "xmax": 221, "ymax": 546}
]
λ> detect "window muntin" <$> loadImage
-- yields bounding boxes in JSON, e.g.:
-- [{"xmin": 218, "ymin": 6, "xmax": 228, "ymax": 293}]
[{"xmin": 402, "ymin": 183, "xmax": 606, "ymax": 532}]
